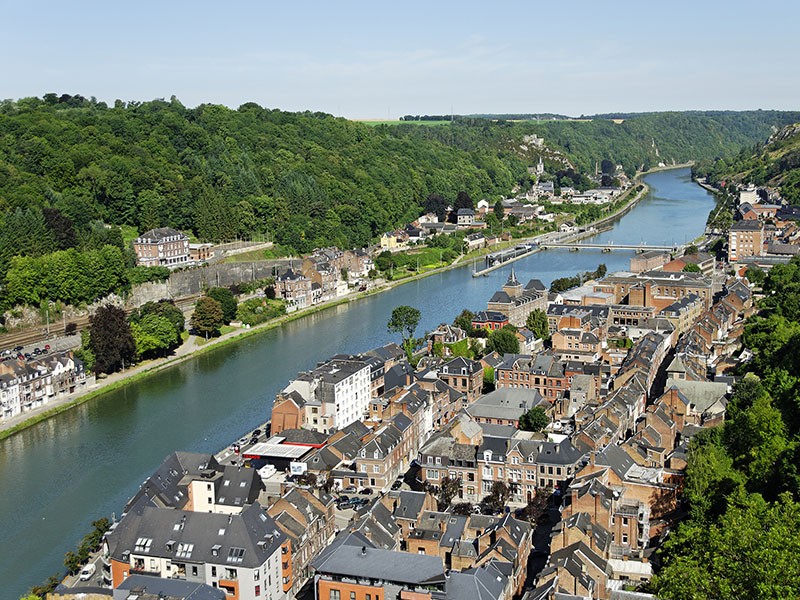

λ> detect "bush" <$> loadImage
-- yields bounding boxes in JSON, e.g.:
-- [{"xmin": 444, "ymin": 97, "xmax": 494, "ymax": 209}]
[{"xmin": 237, "ymin": 297, "xmax": 286, "ymax": 326}]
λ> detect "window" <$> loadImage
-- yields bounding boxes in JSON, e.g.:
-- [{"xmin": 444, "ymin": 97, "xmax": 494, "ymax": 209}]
[
  {"xmin": 227, "ymin": 547, "xmax": 246, "ymax": 564},
  {"xmin": 427, "ymin": 469, "xmax": 439, "ymax": 480},
  {"xmin": 622, "ymin": 533, "xmax": 628, "ymax": 544},
  {"xmin": 435, "ymin": 457, "xmax": 442, "ymax": 465},
  {"xmin": 373, "ymin": 465, "xmax": 380, "ymax": 473},
  {"xmin": 192, "ymin": 566, "xmax": 198, "ymax": 577},
  {"xmin": 176, "ymin": 543, "xmax": 194, "ymax": 558},
  {"xmin": 330, "ymin": 591, "xmax": 341, "ymax": 600},
  {"xmin": 211, "ymin": 566, "xmax": 217, "ymax": 577},
  {"xmin": 134, "ymin": 537, "xmax": 152, "ymax": 553},
  {"xmin": 255, "ymin": 585, "xmax": 261, "ymax": 596},
  {"xmin": 350, "ymin": 593, "xmax": 356, "ymax": 600},
  {"xmin": 623, "ymin": 517, "xmax": 629, "ymax": 526}
]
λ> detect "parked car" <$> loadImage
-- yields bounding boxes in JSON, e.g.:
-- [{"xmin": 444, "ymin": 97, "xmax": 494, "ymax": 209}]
[
  {"xmin": 79, "ymin": 563, "xmax": 96, "ymax": 581},
  {"xmin": 359, "ymin": 487, "xmax": 373, "ymax": 495},
  {"xmin": 44, "ymin": 344, "xmax": 51, "ymax": 350},
  {"xmin": 342, "ymin": 486, "xmax": 357, "ymax": 494},
  {"xmin": 391, "ymin": 480, "xmax": 403, "ymax": 490},
  {"xmin": 252, "ymin": 429, "xmax": 262, "ymax": 436}
]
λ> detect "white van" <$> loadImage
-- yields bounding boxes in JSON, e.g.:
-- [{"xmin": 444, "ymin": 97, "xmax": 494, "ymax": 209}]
[{"xmin": 79, "ymin": 563, "xmax": 96, "ymax": 581}]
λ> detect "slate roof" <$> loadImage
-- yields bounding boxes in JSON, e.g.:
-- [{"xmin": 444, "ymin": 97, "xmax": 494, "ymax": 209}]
[
  {"xmin": 107, "ymin": 502, "xmax": 285, "ymax": 569},
  {"xmin": 466, "ymin": 388, "xmax": 544, "ymax": 422},
  {"xmin": 115, "ymin": 574, "xmax": 225, "ymax": 600},
  {"xmin": 137, "ymin": 227, "xmax": 187, "ymax": 242},
  {"xmin": 312, "ymin": 531, "xmax": 446, "ymax": 585},
  {"xmin": 446, "ymin": 560, "xmax": 508, "ymax": 600}
]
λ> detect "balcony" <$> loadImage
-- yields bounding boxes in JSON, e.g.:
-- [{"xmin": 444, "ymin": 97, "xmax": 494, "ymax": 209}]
[{"xmin": 130, "ymin": 567, "xmax": 161, "ymax": 577}]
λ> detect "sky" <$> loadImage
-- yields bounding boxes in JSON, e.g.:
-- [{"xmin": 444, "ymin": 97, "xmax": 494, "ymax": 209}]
[{"xmin": 1, "ymin": 0, "xmax": 798, "ymax": 119}]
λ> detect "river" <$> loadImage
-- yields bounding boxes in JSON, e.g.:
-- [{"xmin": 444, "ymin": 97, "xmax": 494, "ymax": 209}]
[{"xmin": 0, "ymin": 167, "xmax": 713, "ymax": 597}]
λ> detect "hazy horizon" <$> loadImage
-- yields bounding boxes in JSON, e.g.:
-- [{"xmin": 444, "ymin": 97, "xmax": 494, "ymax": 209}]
[{"xmin": 2, "ymin": 0, "xmax": 798, "ymax": 119}]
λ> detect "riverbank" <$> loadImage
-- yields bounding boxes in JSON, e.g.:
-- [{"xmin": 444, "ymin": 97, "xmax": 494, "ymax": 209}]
[{"xmin": 0, "ymin": 166, "xmax": 684, "ymax": 441}]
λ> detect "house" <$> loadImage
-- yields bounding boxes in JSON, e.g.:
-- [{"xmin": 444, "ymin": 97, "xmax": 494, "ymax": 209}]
[
  {"xmin": 494, "ymin": 352, "xmax": 568, "ymax": 403},
  {"xmin": 312, "ymin": 532, "xmax": 447, "ymax": 600},
  {"xmin": 559, "ymin": 221, "xmax": 577, "ymax": 234},
  {"xmin": 437, "ymin": 357, "xmax": 484, "ymax": 404},
  {"xmin": 630, "ymin": 250, "xmax": 670, "ymax": 273},
  {"xmin": 465, "ymin": 388, "xmax": 547, "ymax": 428},
  {"xmin": 189, "ymin": 242, "xmax": 214, "ymax": 264},
  {"xmin": 105, "ymin": 502, "xmax": 291, "ymax": 600},
  {"xmin": 457, "ymin": 208, "xmax": 475, "ymax": 227},
  {"xmin": 274, "ymin": 268, "xmax": 314, "ymax": 311},
  {"xmin": 661, "ymin": 252, "xmax": 715, "ymax": 276},
  {"xmin": 464, "ymin": 232, "xmax": 486, "ymax": 251},
  {"xmin": 112, "ymin": 575, "xmax": 226, "ymax": 600},
  {"xmin": 275, "ymin": 357, "xmax": 372, "ymax": 433},
  {"xmin": 728, "ymin": 220, "xmax": 765, "ymax": 262},
  {"xmin": 472, "ymin": 311, "xmax": 510, "ymax": 331},
  {"xmin": 267, "ymin": 487, "xmax": 336, "ymax": 596},
  {"xmin": 133, "ymin": 227, "xmax": 190, "ymax": 268}
]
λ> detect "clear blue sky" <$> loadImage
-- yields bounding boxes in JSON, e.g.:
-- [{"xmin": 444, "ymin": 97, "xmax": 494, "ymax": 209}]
[{"xmin": 1, "ymin": 0, "xmax": 797, "ymax": 118}]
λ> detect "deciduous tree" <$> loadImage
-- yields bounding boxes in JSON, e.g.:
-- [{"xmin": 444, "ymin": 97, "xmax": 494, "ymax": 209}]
[
  {"xmin": 525, "ymin": 309, "xmax": 550, "ymax": 341},
  {"xmin": 89, "ymin": 304, "xmax": 136, "ymax": 374},
  {"xmin": 191, "ymin": 296, "xmax": 224, "ymax": 338},
  {"xmin": 207, "ymin": 287, "xmax": 238, "ymax": 324},
  {"xmin": 487, "ymin": 326, "xmax": 519, "ymax": 355},
  {"xmin": 519, "ymin": 406, "xmax": 549, "ymax": 432},
  {"xmin": 388, "ymin": 305, "xmax": 421, "ymax": 359}
]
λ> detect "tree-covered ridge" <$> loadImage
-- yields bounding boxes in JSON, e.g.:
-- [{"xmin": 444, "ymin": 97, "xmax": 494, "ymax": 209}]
[
  {"xmin": 393, "ymin": 111, "xmax": 800, "ymax": 178},
  {"xmin": 652, "ymin": 259, "xmax": 800, "ymax": 599},
  {"xmin": 0, "ymin": 95, "xmax": 527, "ymax": 254},
  {"xmin": 693, "ymin": 122, "xmax": 800, "ymax": 203}
]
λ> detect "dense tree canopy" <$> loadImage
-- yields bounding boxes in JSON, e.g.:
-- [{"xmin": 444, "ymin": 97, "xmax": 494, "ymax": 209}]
[
  {"xmin": 486, "ymin": 326, "xmax": 519, "ymax": 355},
  {"xmin": 653, "ymin": 257, "xmax": 800, "ymax": 598}
]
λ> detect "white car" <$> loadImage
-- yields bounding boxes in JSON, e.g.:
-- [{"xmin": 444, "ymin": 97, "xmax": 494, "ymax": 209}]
[{"xmin": 79, "ymin": 563, "xmax": 96, "ymax": 581}]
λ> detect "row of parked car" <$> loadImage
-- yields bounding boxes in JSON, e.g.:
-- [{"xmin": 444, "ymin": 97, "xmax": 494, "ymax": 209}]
[
  {"xmin": 336, "ymin": 496, "xmax": 370, "ymax": 510},
  {"xmin": 1, "ymin": 344, "xmax": 51, "ymax": 362}
]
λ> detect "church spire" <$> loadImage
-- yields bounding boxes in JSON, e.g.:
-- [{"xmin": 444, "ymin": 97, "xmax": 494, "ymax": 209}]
[{"xmin": 506, "ymin": 267, "xmax": 520, "ymax": 286}]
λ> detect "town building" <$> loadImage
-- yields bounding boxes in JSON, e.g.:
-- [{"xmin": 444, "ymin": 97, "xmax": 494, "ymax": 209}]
[
  {"xmin": 728, "ymin": 220, "xmax": 765, "ymax": 262},
  {"xmin": 487, "ymin": 270, "xmax": 547, "ymax": 327},
  {"xmin": 133, "ymin": 227, "xmax": 190, "ymax": 268},
  {"xmin": 105, "ymin": 502, "xmax": 291, "ymax": 600}
]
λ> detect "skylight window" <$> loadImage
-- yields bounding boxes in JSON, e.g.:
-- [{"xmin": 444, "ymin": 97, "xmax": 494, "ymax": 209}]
[
  {"xmin": 176, "ymin": 543, "xmax": 194, "ymax": 558},
  {"xmin": 227, "ymin": 547, "xmax": 246, "ymax": 564},
  {"xmin": 134, "ymin": 537, "xmax": 152, "ymax": 552}
]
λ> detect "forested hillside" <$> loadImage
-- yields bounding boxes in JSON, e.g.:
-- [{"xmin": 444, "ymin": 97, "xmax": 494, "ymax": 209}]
[
  {"xmin": 0, "ymin": 95, "xmax": 527, "ymax": 257},
  {"xmin": 393, "ymin": 111, "xmax": 800, "ymax": 177},
  {"xmin": 693, "ymin": 122, "xmax": 800, "ymax": 203},
  {"xmin": 1, "ymin": 96, "xmax": 798, "ymax": 311}
]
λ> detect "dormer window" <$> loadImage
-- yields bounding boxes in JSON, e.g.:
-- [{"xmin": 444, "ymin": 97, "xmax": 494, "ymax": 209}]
[{"xmin": 484, "ymin": 450, "xmax": 492, "ymax": 462}]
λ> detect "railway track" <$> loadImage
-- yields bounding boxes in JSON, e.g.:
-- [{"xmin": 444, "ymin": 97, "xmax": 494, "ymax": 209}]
[{"xmin": 0, "ymin": 295, "xmax": 201, "ymax": 352}]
